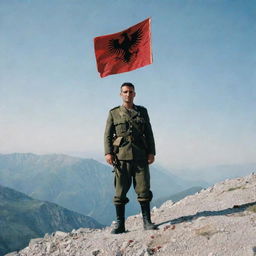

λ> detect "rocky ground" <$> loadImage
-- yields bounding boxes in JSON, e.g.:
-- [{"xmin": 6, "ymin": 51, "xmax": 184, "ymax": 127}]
[{"xmin": 6, "ymin": 173, "xmax": 256, "ymax": 256}]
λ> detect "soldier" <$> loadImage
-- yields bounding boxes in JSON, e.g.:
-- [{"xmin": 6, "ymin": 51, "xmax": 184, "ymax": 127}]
[{"xmin": 104, "ymin": 82, "xmax": 157, "ymax": 234}]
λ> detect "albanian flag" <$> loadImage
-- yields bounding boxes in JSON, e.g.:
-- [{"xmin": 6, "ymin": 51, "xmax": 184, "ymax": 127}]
[{"xmin": 94, "ymin": 18, "xmax": 152, "ymax": 78}]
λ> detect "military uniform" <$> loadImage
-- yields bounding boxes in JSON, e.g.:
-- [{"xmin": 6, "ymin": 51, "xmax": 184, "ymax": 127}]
[{"xmin": 104, "ymin": 105, "xmax": 156, "ymax": 205}]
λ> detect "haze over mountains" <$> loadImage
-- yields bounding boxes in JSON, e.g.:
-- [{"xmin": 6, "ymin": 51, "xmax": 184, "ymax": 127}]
[
  {"xmin": 179, "ymin": 163, "xmax": 256, "ymax": 184},
  {"xmin": 0, "ymin": 153, "xmax": 255, "ymax": 255},
  {"xmin": 151, "ymin": 186, "xmax": 203, "ymax": 208},
  {"xmin": 0, "ymin": 153, "xmax": 207, "ymax": 225},
  {"xmin": 0, "ymin": 184, "xmax": 103, "ymax": 256},
  {"xmin": 0, "ymin": 153, "xmax": 204, "ymax": 255}
]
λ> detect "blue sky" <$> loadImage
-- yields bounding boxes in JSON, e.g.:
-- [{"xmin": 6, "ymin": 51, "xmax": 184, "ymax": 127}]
[{"xmin": 0, "ymin": 0, "xmax": 255, "ymax": 168}]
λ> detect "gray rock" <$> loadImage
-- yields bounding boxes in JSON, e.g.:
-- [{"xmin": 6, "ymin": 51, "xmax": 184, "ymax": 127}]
[
  {"xmin": 53, "ymin": 231, "xmax": 67, "ymax": 238},
  {"xmin": 91, "ymin": 249, "xmax": 101, "ymax": 255},
  {"xmin": 4, "ymin": 253, "xmax": 19, "ymax": 256}
]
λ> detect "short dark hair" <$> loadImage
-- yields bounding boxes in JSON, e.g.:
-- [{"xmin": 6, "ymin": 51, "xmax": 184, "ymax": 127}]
[{"xmin": 120, "ymin": 82, "xmax": 135, "ymax": 91}]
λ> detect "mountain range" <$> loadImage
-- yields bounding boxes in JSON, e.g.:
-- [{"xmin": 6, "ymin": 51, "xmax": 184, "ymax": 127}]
[
  {"xmin": 0, "ymin": 184, "xmax": 103, "ymax": 256},
  {"xmin": 0, "ymin": 153, "xmax": 206, "ymax": 225}
]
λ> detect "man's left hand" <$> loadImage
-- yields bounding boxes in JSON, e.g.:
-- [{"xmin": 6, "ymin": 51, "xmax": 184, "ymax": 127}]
[{"xmin": 147, "ymin": 154, "xmax": 155, "ymax": 165}]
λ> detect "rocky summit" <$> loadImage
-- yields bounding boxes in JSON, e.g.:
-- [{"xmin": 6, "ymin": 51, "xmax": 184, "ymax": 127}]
[{"xmin": 6, "ymin": 173, "xmax": 256, "ymax": 256}]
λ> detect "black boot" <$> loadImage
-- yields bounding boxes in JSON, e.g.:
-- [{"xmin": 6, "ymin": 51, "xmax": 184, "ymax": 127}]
[
  {"xmin": 140, "ymin": 202, "xmax": 157, "ymax": 230},
  {"xmin": 111, "ymin": 204, "xmax": 125, "ymax": 234}
]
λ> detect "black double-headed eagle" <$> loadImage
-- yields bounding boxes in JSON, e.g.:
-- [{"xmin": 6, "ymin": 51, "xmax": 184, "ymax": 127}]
[{"xmin": 108, "ymin": 28, "xmax": 143, "ymax": 63}]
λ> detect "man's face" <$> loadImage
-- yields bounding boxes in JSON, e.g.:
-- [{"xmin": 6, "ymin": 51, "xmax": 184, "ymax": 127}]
[{"xmin": 120, "ymin": 85, "xmax": 136, "ymax": 104}]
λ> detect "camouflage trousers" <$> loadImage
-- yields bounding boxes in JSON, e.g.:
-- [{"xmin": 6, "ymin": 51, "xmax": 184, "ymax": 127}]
[{"xmin": 113, "ymin": 160, "xmax": 153, "ymax": 205}]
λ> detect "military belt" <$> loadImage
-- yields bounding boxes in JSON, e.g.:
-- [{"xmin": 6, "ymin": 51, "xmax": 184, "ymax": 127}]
[{"xmin": 113, "ymin": 135, "xmax": 144, "ymax": 146}]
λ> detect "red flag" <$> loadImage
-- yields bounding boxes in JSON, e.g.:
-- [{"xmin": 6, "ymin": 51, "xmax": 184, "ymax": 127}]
[{"xmin": 94, "ymin": 18, "xmax": 152, "ymax": 78}]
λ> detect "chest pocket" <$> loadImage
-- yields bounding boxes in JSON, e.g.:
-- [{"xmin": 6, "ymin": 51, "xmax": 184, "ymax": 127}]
[{"xmin": 114, "ymin": 120, "xmax": 128, "ymax": 136}]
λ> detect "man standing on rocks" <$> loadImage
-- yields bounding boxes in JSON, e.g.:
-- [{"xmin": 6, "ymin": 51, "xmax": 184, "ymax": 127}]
[{"xmin": 104, "ymin": 82, "xmax": 157, "ymax": 234}]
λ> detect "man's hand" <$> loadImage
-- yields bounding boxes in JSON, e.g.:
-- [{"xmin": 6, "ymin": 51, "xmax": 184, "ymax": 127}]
[
  {"xmin": 147, "ymin": 154, "xmax": 155, "ymax": 165},
  {"xmin": 105, "ymin": 154, "xmax": 114, "ymax": 165}
]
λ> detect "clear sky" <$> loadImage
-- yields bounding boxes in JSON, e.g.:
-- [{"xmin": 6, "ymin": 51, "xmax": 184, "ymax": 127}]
[{"xmin": 0, "ymin": 0, "xmax": 255, "ymax": 168}]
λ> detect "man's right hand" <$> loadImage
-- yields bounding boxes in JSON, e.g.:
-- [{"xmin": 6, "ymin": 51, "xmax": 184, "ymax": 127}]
[{"xmin": 105, "ymin": 154, "xmax": 114, "ymax": 165}]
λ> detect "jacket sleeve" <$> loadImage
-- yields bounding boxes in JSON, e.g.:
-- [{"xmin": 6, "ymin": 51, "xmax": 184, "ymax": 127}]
[
  {"xmin": 104, "ymin": 111, "xmax": 115, "ymax": 155},
  {"xmin": 144, "ymin": 109, "xmax": 156, "ymax": 155}
]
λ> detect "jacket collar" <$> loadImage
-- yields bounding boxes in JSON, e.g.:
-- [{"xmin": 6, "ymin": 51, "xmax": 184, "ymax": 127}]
[{"xmin": 119, "ymin": 105, "xmax": 139, "ymax": 119}]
